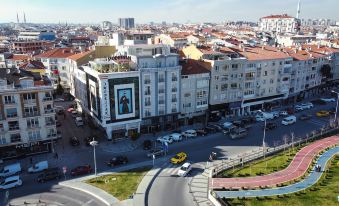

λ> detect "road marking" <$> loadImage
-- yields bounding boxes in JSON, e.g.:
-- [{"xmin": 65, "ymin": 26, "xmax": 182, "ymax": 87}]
[{"xmin": 83, "ymin": 199, "xmax": 95, "ymax": 205}]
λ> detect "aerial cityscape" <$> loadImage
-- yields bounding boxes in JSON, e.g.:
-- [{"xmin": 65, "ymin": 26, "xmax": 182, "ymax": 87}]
[{"xmin": 1, "ymin": 0, "xmax": 339, "ymax": 206}]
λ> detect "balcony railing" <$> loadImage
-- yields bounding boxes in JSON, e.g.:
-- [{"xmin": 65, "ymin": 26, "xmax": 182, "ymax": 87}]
[
  {"xmin": 44, "ymin": 109, "xmax": 54, "ymax": 114},
  {"xmin": 159, "ymin": 78, "xmax": 165, "ymax": 83},
  {"xmin": 27, "ymin": 124, "xmax": 40, "ymax": 129},
  {"xmin": 172, "ymin": 77, "xmax": 178, "ymax": 81},
  {"xmin": 23, "ymin": 99, "xmax": 36, "ymax": 104},
  {"xmin": 172, "ymin": 88, "xmax": 177, "ymax": 92},
  {"xmin": 145, "ymin": 102, "xmax": 151, "ymax": 106},
  {"xmin": 144, "ymin": 91, "xmax": 151, "ymax": 95},
  {"xmin": 7, "ymin": 113, "xmax": 18, "ymax": 118},
  {"xmin": 47, "ymin": 133, "xmax": 57, "ymax": 138},
  {"xmin": 46, "ymin": 121, "xmax": 55, "ymax": 126},
  {"xmin": 158, "ymin": 100, "xmax": 165, "ymax": 105},
  {"xmin": 25, "ymin": 111, "xmax": 39, "ymax": 117},
  {"xmin": 158, "ymin": 90, "xmax": 165, "ymax": 94},
  {"xmin": 9, "ymin": 126, "xmax": 20, "ymax": 131},
  {"xmin": 4, "ymin": 100, "xmax": 16, "ymax": 105},
  {"xmin": 43, "ymin": 97, "xmax": 53, "ymax": 102},
  {"xmin": 144, "ymin": 80, "xmax": 151, "ymax": 84},
  {"xmin": 171, "ymin": 108, "xmax": 177, "ymax": 113},
  {"xmin": 171, "ymin": 98, "xmax": 177, "ymax": 103}
]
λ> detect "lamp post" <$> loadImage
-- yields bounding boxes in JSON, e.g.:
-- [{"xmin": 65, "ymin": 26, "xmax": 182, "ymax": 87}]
[
  {"xmin": 90, "ymin": 138, "xmax": 98, "ymax": 176},
  {"xmin": 331, "ymin": 90, "xmax": 339, "ymax": 122},
  {"xmin": 259, "ymin": 110, "xmax": 266, "ymax": 160}
]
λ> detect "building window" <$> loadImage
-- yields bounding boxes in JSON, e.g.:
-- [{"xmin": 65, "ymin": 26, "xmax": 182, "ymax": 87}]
[
  {"xmin": 214, "ymin": 76, "xmax": 219, "ymax": 80},
  {"xmin": 10, "ymin": 134, "xmax": 21, "ymax": 143},
  {"xmin": 263, "ymin": 71, "xmax": 268, "ymax": 76},
  {"xmin": 223, "ymin": 65, "xmax": 229, "ymax": 71},
  {"xmin": 197, "ymin": 90, "xmax": 207, "ymax": 98},
  {"xmin": 27, "ymin": 118, "xmax": 39, "ymax": 128},
  {"xmin": 215, "ymin": 66, "xmax": 219, "ymax": 71},
  {"xmin": 270, "ymin": 79, "xmax": 274, "ymax": 84},
  {"xmin": 231, "ymin": 83, "xmax": 237, "ymax": 89},
  {"xmin": 28, "ymin": 130, "xmax": 41, "ymax": 141},
  {"xmin": 0, "ymin": 135, "xmax": 6, "ymax": 145},
  {"xmin": 144, "ymin": 75, "xmax": 151, "ymax": 84},
  {"xmin": 221, "ymin": 84, "xmax": 228, "ymax": 91},
  {"xmin": 4, "ymin": 95, "xmax": 15, "ymax": 104},
  {"xmin": 184, "ymin": 93, "xmax": 191, "ymax": 97}
]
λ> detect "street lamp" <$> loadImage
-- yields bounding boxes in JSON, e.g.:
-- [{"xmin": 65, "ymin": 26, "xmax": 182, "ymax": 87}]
[
  {"xmin": 90, "ymin": 138, "xmax": 98, "ymax": 176},
  {"xmin": 331, "ymin": 90, "xmax": 339, "ymax": 122},
  {"xmin": 258, "ymin": 110, "xmax": 266, "ymax": 160}
]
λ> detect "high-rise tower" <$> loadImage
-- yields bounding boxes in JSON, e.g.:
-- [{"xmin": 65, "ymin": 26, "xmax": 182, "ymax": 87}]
[
  {"xmin": 23, "ymin": 12, "xmax": 26, "ymax": 23},
  {"xmin": 296, "ymin": 0, "xmax": 301, "ymax": 19}
]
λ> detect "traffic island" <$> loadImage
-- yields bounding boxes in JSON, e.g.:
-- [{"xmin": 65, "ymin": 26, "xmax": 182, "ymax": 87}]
[{"xmin": 85, "ymin": 166, "xmax": 151, "ymax": 201}]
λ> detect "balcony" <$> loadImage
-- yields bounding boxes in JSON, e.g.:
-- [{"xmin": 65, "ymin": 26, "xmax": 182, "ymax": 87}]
[
  {"xmin": 25, "ymin": 111, "xmax": 39, "ymax": 117},
  {"xmin": 47, "ymin": 133, "xmax": 57, "ymax": 138},
  {"xmin": 159, "ymin": 78, "xmax": 165, "ymax": 83},
  {"xmin": 171, "ymin": 88, "xmax": 178, "ymax": 93},
  {"xmin": 4, "ymin": 100, "xmax": 16, "ymax": 105},
  {"xmin": 144, "ymin": 91, "xmax": 151, "ymax": 96},
  {"xmin": 23, "ymin": 99, "xmax": 36, "ymax": 104},
  {"xmin": 145, "ymin": 102, "xmax": 151, "ymax": 106},
  {"xmin": 6, "ymin": 113, "xmax": 18, "ymax": 118},
  {"xmin": 44, "ymin": 109, "xmax": 54, "ymax": 114},
  {"xmin": 9, "ymin": 126, "xmax": 20, "ymax": 131},
  {"xmin": 158, "ymin": 89, "xmax": 165, "ymax": 94},
  {"xmin": 27, "ymin": 124, "xmax": 40, "ymax": 129},
  {"xmin": 45, "ymin": 121, "xmax": 55, "ymax": 126},
  {"xmin": 158, "ymin": 100, "xmax": 165, "ymax": 105},
  {"xmin": 171, "ymin": 108, "xmax": 177, "ymax": 113},
  {"xmin": 172, "ymin": 77, "xmax": 178, "ymax": 82},
  {"xmin": 43, "ymin": 97, "xmax": 53, "ymax": 102},
  {"xmin": 159, "ymin": 111, "xmax": 165, "ymax": 115},
  {"xmin": 171, "ymin": 98, "xmax": 177, "ymax": 103},
  {"xmin": 144, "ymin": 80, "xmax": 151, "ymax": 84}
]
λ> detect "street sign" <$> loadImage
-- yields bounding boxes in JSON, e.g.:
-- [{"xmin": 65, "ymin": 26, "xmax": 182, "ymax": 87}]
[{"xmin": 62, "ymin": 166, "xmax": 67, "ymax": 174}]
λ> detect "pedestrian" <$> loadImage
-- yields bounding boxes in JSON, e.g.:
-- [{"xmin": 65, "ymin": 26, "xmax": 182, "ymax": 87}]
[
  {"xmin": 30, "ymin": 157, "xmax": 33, "ymax": 164},
  {"xmin": 55, "ymin": 152, "xmax": 59, "ymax": 159}
]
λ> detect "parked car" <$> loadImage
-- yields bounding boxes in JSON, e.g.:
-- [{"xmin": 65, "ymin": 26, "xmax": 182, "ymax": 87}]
[
  {"xmin": 204, "ymin": 125, "xmax": 217, "ymax": 133},
  {"xmin": 196, "ymin": 128, "xmax": 208, "ymax": 136},
  {"xmin": 171, "ymin": 152, "xmax": 187, "ymax": 164},
  {"xmin": 157, "ymin": 135, "xmax": 173, "ymax": 144},
  {"xmin": 143, "ymin": 140, "xmax": 152, "ymax": 150},
  {"xmin": 177, "ymin": 162, "xmax": 192, "ymax": 177},
  {"xmin": 106, "ymin": 156, "xmax": 128, "ymax": 167},
  {"xmin": 316, "ymin": 110, "xmax": 330, "ymax": 117},
  {"xmin": 264, "ymin": 122, "xmax": 277, "ymax": 130},
  {"xmin": 0, "ymin": 163, "xmax": 21, "ymax": 178},
  {"xmin": 70, "ymin": 165, "xmax": 92, "ymax": 176},
  {"xmin": 75, "ymin": 117, "xmax": 84, "ymax": 126},
  {"xmin": 279, "ymin": 111, "xmax": 288, "ymax": 116},
  {"xmin": 182, "ymin": 130, "xmax": 197, "ymax": 138},
  {"xmin": 37, "ymin": 168, "xmax": 62, "ymax": 183},
  {"xmin": 320, "ymin": 98, "xmax": 336, "ymax": 102},
  {"xmin": 169, "ymin": 133, "xmax": 183, "ymax": 142},
  {"xmin": 271, "ymin": 111, "xmax": 280, "ymax": 118},
  {"xmin": 281, "ymin": 116, "xmax": 297, "ymax": 125},
  {"xmin": 28, "ymin": 161, "xmax": 48, "ymax": 173},
  {"xmin": 300, "ymin": 102, "xmax": 314, "ymax": 109},
  {"xmin": 299, "ymin": 114, "xmax": 312, "ymax": 120},
  {"xmin": 229, "ymin": 128, "xmax": 248, "ymax": 139},
  {"xmin": 70, "ymin": 136, "xmax": 80, "ymax": 146},
  {"xmin": 294, "ymin": 106, "xmax": 305, "ymax": 112},
  {"xmin": 147, "ymin": 148, "xmax": 165, "ymax": 158},
  {"xmin": 0, "ymin": 175, "xmax": 22, "ymax": 189},
  {"xmin": 240, "ymin": 116, "xmax": 256, "ymax": 124}
]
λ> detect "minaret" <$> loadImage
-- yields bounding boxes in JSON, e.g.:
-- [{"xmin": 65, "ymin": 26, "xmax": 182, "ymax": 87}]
[
  {"xmin": 17, "ymin": 12, "xmax": 20, "ymax": 23},
  {"xmin": 23, "ymin": 12, "xmax": 26, "ymax": 23},
  {"xmin": 296, "ymin": 0, "xmax": 301, "ymax": 19}
]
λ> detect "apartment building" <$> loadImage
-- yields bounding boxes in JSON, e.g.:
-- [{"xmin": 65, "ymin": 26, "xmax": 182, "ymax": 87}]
[
  {"xmin": 35, "ymin": 48, "xmax": 77, "ymax": 89},
  {"xmin": 118, "ymin": 18, "xmax": 135, "ymax": 30},
  {"xmin": 0, "ymin": 68, "xmax": 56, "ymax": 159},
  {"xmin": 259, "ymin": 14, "xmax": 301, "ymax": 34},
  {"xmin": 119, "ymin": 44, "xmax": 181, "ymax": 132},
  {"xmin": 179, "ymin": 59, "xmax": 210, "ymax": 124},
  {"xmin": 73, "ymin": 57, "xmax": 141, "ymax": 140},
  {"xmin": 155, "ymin": 34, "xmax": 188, "ymax": 48},
  {"xmin": 12, "ymin": 40, "xmax": 54, "ymax": 54}
]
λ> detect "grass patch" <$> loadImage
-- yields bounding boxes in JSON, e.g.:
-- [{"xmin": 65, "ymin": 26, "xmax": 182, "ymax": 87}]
[
  {"xmin": 85, "ymin": 166, "xmax": 151, "ymax": 201},
  {"xmin": 221, "ymin": 147, "xmax": 299, "ymax": 178},
  {"xmin": 227, "ymin": 155, "xmax": 339, "ymax": 206}
]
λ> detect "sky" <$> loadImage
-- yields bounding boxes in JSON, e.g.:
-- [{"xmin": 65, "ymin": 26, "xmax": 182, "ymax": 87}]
[{"xmin": 1, "ymin": 0, "xmax": 338, "ymax": 24}]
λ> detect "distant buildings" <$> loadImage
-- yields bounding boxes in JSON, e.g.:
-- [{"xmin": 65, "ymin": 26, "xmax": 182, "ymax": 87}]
[
  {"xmin": 18, "ymin": 30, "xmax": 56, "ymax": 41},
  {"xmin": 118, "ymin": 18, "xmax": 135, "ymax": 30},
  {"xmin": 259, "ymin": 14, "xmax": 301, "ymax": 34}
]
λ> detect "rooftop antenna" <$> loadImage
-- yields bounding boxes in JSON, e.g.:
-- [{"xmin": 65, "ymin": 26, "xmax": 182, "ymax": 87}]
[{"xmin": 296, "ymin": 0, "xmax": 301, "ymax": 19}]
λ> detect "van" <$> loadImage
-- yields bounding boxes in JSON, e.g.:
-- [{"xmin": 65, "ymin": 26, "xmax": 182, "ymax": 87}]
[
  {"xmin": 281, "ymin": 115, "xmax": 297, "ymax": 126},
  {"xmin": 75, "ymin": 117, "xmax": 84, "ymax": 127},
  {"xmin": 0, "ymin": 163, "xmax": 21, "ymax": 178},
  {"xmin": 28, "ymin": 161, "xmax": 48, "ymax": 173},
  {"xmin": 230, "ymin": 128, "xmax": 248, "ymax": 139}
]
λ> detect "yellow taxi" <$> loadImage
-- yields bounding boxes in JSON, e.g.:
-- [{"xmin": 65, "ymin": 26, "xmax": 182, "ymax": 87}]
[
  {"xmin": 171, "ymin": 152, "xmax": 187, "ymax": 164},
  {"xmin": 316, "ymin": 110, "xmax": 330, "ymax": 117}
]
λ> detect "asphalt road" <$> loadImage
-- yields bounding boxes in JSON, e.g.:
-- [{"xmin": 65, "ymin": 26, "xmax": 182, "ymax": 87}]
[{"xmin": 0, "ymin": 98, "xmax": 337, "ymax": 205}]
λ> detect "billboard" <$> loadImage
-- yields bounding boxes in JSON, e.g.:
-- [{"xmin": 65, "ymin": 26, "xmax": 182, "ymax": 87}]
[{"xmin": 114, "ymin": 83, "xmax": 135, "ymax": 119}]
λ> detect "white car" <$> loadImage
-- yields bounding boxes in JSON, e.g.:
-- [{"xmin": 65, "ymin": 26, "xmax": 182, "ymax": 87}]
[
  {"xmin": 279, "ymin": 111, "xmax": 288, "ymax": 116},
  {"xmin": 28, "ymin": 161, "xmax": 48, "ymax": 173},
  {"xmin": 300, "ymin": 102, "xmax": 314, "ymax": 109},
  {"xmin": 157, "ymin": 135, "xmax": 173, "ymax": 144},
  {"xmin": 169, "ymin": 133, "xmax": 183, "ymax": 142},
  {"xmin": 177, "ymin": 162, "xmax": 192, "ymax": 177},
  {"xmin": 282, "ymin": 115, "xmax": 297, "ymax": 125},
  {"xmin": 320, "ymin": 98, "xmax": 336, "ymax": 102},
  {"xmin": 182, "ymin": 130, "xmax": 197, "ymax": 138},
  {"xmin": 271, "ymin": 111, "xmax": 280, "ymax": 118},
  {"xmin": 0, "ymin": 175, "xmax": 22, "ymax": 189}
]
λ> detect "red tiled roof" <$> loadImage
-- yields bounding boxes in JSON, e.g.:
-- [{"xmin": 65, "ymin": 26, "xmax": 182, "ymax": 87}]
[
  {"xmin": 232, "ymin": 46, "xmax": 290, "ymax": 60},
  {"xmin": 10, "ymin": 54, "xmax": 30, "ymax": 61},
  {"xmin": 180, "ymin": 59, "xmax": 211, "ymax": 75},
  {"xmin": 19, "ymin": 60, "xmax": 45, "ymax": 70},
  {"xmin": 68, "ymin": 50, "xmax": 94, "ymax": 61},
  {"xmin": 35, "ymin": 48, "xmax": 76, "ymax": 58}
]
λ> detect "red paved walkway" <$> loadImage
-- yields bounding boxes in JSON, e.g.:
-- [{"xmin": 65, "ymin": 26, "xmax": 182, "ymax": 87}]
[{"xmin": 211, "ymin": 136, "xmax": 339, "ymax": 189}]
